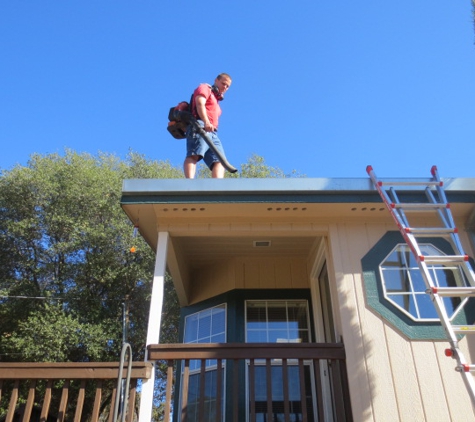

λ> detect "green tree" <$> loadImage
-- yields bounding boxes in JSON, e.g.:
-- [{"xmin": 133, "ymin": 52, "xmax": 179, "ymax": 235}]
[
  {"xmin": 473, "ymin": 0, "xmax": 475, "ymax": 37},
  {"xmin": 198, "ymin": 153, "xmax": 305, "ymax": 178},
  {"xmin": 0, "ymin": 151, "xmax": 182, "ymax": 365},
  {"xmin": 0, "ymin": 150, "xmax": 298, "ymax": 419},
  {"xmin": 0, "ymin": 150, "xmax": 183, "ymax": 419}
]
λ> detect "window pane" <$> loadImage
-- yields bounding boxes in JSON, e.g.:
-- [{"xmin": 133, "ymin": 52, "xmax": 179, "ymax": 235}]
[
  {"xmin": 409, "ymin": 270, "xmax": 426, "ymax": 291},
  {"xmin": 211, "ymin": 333, "xmax": 225, "ymax": 343},
  {"xmin": 269, "ymin": 330, "xmax": 291, "ymax": 343},
  {"xmin": 420, "ymin": 244, "xmax": 441, "ymax": 256},
  {"xmin": 212, "ymin": 307, "xmax": 226, "ymax": 334},
  {"xmin": 185, "ymin": 369, "xmax": 224, "ymax": 422},
  {"xmin": 247, "ymin": 303, "xmax": 268, "ymax": 329},
  {"xmin": 247, "ymin": 330, "xmax": 267, "ymax": 343},
  {"xmin": 388, "ymin": 294, "xmax": 416, "ymax": 315},
  {"xmin": 252, "ymin": 365, "xmax": 314, "ymax": 421},
  {"xmin": 198, "ymin": 314, "xmax": 212, "ymax": 340},
  {"xmin": 288, "ymin": 302, "xmax": 308, "ymax": 329},
  {"xmin": 296, "ymin": 330, "xmax": 309, "ymax": 343},
  {"xmin": 268, "ymin": 304, "xmax": 288, "ymax": 330},
  {"xmin": 383, "ymin": 269, "xmax": 409, "ymax": 292},
  {"xmin": 246, "ymin": 300, "xmax": 310, "ymax": 343},
  {"xmin": 184, "ymin": 314, "xmax": 199, "ymax": 343},
  {"xmin": 246, "ymin": 300, "xmax": 314, "ymax": 421},
  {"xmin": 433, "ymin": 267, "xmax": 467, "ymax": 289},
  {"xmin": 182, "ymin": 305, "xmax": 226, "ymax": 422},
  {"xmin": 380, "ymin": 244, "xmax": 465, "ymax": 321},
  {"xmin": 184, "ymin": 304, "xmax": 226, "ymax": 344},
  {"xmin": 443, "ymin": 296, "xmax": 462, "ymax": 316},
  {"xmin": 415, "ymin": 294, "xmax": 440, "ymax": 319}
]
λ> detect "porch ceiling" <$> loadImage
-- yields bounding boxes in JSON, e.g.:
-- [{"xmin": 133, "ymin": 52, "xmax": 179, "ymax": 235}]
[
  {"xmin": 171, "ymin": 235, "xmax": 318, "ymax": 269},
  {"xmin": 163, "ymin": 232, "xmax": 322, "ymax": 306}
]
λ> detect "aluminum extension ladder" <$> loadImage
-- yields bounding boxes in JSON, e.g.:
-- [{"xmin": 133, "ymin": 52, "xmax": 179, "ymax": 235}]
[{"xmin": 366, "ymin": 165, "xmax": 475, "ymax": 406}]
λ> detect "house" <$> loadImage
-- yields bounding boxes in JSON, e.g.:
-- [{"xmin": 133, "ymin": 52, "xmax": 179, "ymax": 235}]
[{"xmin": 120, "ymin": 172, "xmax": 475, "ymax": 421}]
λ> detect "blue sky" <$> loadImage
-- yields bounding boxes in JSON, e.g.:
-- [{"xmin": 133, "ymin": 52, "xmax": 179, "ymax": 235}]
[{"xmin": 1, "ymin": 1, "xmax": 474, "ymax": 178}]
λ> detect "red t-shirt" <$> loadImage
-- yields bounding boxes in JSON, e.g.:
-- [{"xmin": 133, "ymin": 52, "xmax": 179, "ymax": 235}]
[{"xmin": 193, "ymin": 84, "xmax": 222, "ymax": 128}]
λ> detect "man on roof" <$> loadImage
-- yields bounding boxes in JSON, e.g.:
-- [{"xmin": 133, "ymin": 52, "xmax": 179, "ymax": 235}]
[{"xmin": 183, "ymin": 73, "xmax": 232, "ymax": 179}]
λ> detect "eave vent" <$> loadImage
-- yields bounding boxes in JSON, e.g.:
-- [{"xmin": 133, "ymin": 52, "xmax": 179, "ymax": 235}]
[{"xmin": 253, "ymin": 240, "xmax": 271, "ymax": 248}]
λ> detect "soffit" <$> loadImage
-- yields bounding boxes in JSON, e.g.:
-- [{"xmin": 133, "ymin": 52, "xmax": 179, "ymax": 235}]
[
  {"xmin": 172, "ymin": 235, "xmax": 318, "ymax": 270},
  {"xmin": 121, "ymin": 177, "xmax": 475, "ymax": 252}
]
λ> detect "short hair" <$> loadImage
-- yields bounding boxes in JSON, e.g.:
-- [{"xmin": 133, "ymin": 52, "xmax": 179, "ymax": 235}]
[{"xmin": 217, "ymin": 73, "xmax": 232, "ymax": 81}]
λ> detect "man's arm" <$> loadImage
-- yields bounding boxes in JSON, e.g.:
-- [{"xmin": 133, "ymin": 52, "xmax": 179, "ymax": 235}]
[{"xmin": 195, "ymin": 95, "xmax": 215, "ymax": 132}]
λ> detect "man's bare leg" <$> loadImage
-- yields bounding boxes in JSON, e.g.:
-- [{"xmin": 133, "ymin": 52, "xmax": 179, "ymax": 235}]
[
  {"xmin": 184, "ymin": 156, "xmax": 199, "ymax": 179},
  {"xmin": 212, "ymin": 162, "xmax": 225, "ymax": 179}
]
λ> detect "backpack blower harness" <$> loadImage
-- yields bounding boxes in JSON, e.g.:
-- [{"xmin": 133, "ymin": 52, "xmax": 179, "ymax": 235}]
[{"xmin": 167, "ymin": 93, "xmax": 237, "ymax": 173}]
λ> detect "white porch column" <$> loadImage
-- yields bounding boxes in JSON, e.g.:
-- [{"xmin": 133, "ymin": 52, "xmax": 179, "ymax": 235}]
[{"xmin": 138, "ymin": 231, "xmax": 169, "ymax": 422}]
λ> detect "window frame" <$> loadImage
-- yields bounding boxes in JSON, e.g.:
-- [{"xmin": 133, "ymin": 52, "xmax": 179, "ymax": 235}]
[
  {"xmin": 379, "ymin": 243, "xmax": 468, "ymax": 322},
  {"xmin": 176, "ymin": 289, "xmax": 316, "ymax": 422},
  {"xmin": 362, "ymin": 231, "xmax": 475, "ymax": 340},
  {"xmin": 179, "ymin": 303, "xmax": 227, "ymax": 422},
  {"xmin": 244, "ymin": 299, "xmax": 312, "ymax": 344},
  {"xmin": 244, "ymin": 299, "xmax": 317, "ymax": 421}
]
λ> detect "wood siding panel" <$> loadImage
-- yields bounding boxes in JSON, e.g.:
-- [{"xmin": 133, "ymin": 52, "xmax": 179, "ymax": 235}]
[
  {"xmin": 275, "ymin": 260, "xmax": 292, "ymax": 289},
  {"xmin": 190, "ymin": 256, "xmax": 309, "ymax": 302},
  {"xmin": 331, "ymin": 219, "xmax": 475, "ymax": 421},
  {"xmin": 435, "ymin": 340, "xmax": 475, "ymax": 419},
  {"xmin": 412, "ymin": 343, "xmax": 451, "ymax": 421},
  {"xmin": 290, "ymin": 258, "xmax": 309, "ymax": 288},
  {"xmin": 384, "ymin": 325, "xmax": 425, "ymax": 421},
  {"xmin": 243, "ymin": 260, "xmax": 261, "ymax": 289},
  {"xmin": 359, "ymin": 222, "xmax": 398, "ymax": 420},
  {"xmin": 192, "ymin": 262, "xmax": 234, "ymax": 304},
  {"xmin": 327, "ymin": 223, "xmax": 375, "ymax": 421},
  {"xmin": 344, "ymin": 222, "xmax": 399, "ymax": 421},
  {"xmin": 258, "ymin": 261, "xmax": 276, "ymax": 288},
  {"xmin": 235, "ymin": 258, "xmax": 245, "ymax": 288}
]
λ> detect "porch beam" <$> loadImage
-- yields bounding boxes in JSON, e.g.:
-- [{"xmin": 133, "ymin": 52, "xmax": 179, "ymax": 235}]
[
  {"xmin": 147, "ymin": 342, "xmax": 346, "ymax": 360},
  {"xmin": 138, "ymin": 231, "xmax": 169, "ymax": 422}
]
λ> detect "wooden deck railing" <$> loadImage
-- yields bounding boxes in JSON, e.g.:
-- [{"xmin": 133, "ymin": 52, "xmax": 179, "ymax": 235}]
[
  {"xmin": 0, "ymin": 361, "xmax": 152, "ymax": 422},
  {"xmin": 148, "ymin": 342, "xmax": 352, "ymax": 422}
]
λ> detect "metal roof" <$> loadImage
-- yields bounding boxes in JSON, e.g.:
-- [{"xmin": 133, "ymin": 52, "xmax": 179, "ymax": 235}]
[{"xmin": 121, "ymin": 177, "xmax": 475, "ymax": 204}]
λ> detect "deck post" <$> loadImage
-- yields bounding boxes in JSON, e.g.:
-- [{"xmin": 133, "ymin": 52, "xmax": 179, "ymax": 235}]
[{"xmin": 138, "ymin": 231, "xmax": 169, "ymax": 422}]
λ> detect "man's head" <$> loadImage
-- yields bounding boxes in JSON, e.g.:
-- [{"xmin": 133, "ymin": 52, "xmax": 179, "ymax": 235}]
[{"xmin": 214, "ymin": 73, "xmax": 232, "ymax": 96}]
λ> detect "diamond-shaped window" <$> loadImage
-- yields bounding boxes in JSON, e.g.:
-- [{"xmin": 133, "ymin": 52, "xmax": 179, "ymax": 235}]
[{"xmin": 379, "ymin": 244, "xmax": 469, "ymax": 321}]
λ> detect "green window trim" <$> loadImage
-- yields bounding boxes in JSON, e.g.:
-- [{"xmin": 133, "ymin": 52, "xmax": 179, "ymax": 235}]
[
  {"xmin": 361, "ymin": 231, "xmax": 475, "ymax": 340},
  {"xmin": 176, "ymin": 289, "xmax": 314, "ymax": 422}
]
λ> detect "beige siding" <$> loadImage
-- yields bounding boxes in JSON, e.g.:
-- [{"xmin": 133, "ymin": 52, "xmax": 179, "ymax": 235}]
[
  {"xmin": 328, "ymin": 220, "xmax": 475, "ymax": 421},
  {"xmin": 384, "ymin": 325, "xmax": 425, "ymax": 421},
  {"xmin": 162, "ymin": 209, "xmax": 475, "ymax": 420}
]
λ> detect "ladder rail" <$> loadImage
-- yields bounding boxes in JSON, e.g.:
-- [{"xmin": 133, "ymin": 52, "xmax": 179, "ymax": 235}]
[
  {"xmin": 389, "ymin": 187, "xmax": 412, "ymax": 229},
  {"xmin": 424, "ymin": 187, "xmax": 452, "ymax": 228},
  {"xmin": 367, "ymin": 167, "xmax": 429, "ymax": 262},
  {"xmin": 429, "ymin": 167, "xmax": 469, "ymax": 257},
  {"xmin": 367, "ymin": 165, "xmax": 475, "ymax": 408}
]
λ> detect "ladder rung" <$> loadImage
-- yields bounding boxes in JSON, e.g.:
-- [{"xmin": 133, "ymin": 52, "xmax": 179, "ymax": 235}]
[
  {"xmin": 456, "ymin": 364, "xmax": 475, "ymax": 373},
  {"xmin": 452, "ymin": 326, "xmax": 475, "ymax": 334},
  {"xmin": 378, "ymin": 180, "xmax": 442, "ymax": 187},
  {"xmin": 421, "ymin": 255, "xmax": 468, "ymax": 264},
  {"xmin": 427, "ymin": 287, "xmax": 475, "ymax": 297},
  {"xmin": 392, "ymin": 203, "xmax": 448, "ymax": 210},
  {"xmin": 405, "ymin": 227, "xmax": 456, "ymax": 235}
]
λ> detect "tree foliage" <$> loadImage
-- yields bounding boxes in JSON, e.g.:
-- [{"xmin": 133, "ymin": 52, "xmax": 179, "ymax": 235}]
[
  {"xmin": 473, "ymin": 0, "xmax": 475, "ymax": 39},
  {"xmin": 0, "ymin": 150, "xmax": 183, "ymax": 364},
  {"xmin": 0, "ymin": 149, "xmax": 297, "ymax": 419},
  {"xmin": 196, "ymin": 153, "xmax": 304, "ymax": 179}
]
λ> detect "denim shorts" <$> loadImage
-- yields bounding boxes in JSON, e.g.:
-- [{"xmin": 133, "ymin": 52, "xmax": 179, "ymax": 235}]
[{"xmin": 186, "ymin": 121, "xmax": 226, "ymax": 170}]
